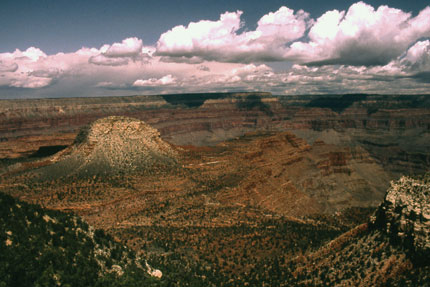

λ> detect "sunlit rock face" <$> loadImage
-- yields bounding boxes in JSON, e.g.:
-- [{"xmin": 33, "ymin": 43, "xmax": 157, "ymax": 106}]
[
  {"xmin": 38, "ymin": 116, "xmax": 179, "ymax": 177},
  {"xmin": 372, "ymin": 176, "xmax": 430, "ymax": 260},
  {"xmin": 74, "ymin": 116, "xmax": 178, "ymax": 167}
]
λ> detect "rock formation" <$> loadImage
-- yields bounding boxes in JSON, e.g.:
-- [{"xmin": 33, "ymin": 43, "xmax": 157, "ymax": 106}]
[
  {"xmin": 37, "ymin": 116, "xmax": 179, "ymax": 177},
  {"xmin": 371, "ymin": 175, "xmax": 430, "ymax": 260}
]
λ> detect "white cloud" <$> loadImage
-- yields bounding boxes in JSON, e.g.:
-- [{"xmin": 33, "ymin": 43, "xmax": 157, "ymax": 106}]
[
  {"xmin": 15, "ymin": 47, "xmax": 47, "ymax": 62},
  {"xmin": 255, "ymin": 7, "xmax": 311, "ymax": 44},
  {"xmin": 10, "ymin": 77, "xmax": 53, "ymax": 89},
  {"xmin": 89, "ymin": 54, "xmax": 130, "ymax": 66},
  {"xmin": 104, "ymin": 37, "xmax": 143, "ymax": 58},
  {"xmin": 89, "ymin": 37, "xmax": 149, "ymax": 66},
  {"xmin": 363, "ymin": 40, "xmax": 430, "ymax": 81},
  {"xmin": 1, "ymin": 3, "xmax": 430, "ymax": 97},
  {"xmin": 0, "ymin": 45, "xmax": 102, "ymax": 89},
  {"xmin": 0, "ymin": 47, "xmax": 58, "ymax": 89},
  {"xmin": 230, "ymin": 64, "xmax": 273, "ymax": 79},
  {"xmin": 387, "ymin": 40, "xmax": 430, "ymax": 83},
  {"xmin": 156, "ymin": 2, "xmax": 430, "ymax": 67},
  {"xmin": 0, "ymin": 62, "xmax": 18, "ymax": 72},
  {"xmin": 156, "ymin": 7, "xmax": 311, "ymax": 63},
  {"xmin": 294, "ymin": 2, "xmax": 430, "ymax": 66},
  {"xmin": 1, "ymin": 36, "xmax": 429, "ymax": 96},
  {"xmin": 157, "ymin": 11, "xmax": 243, "ymax": 55},
  {"xmin": 401, "ymin": 40, "xmax": 430, "ymax": 71},
  {"xmin": 404, "ymin": 40, "xmax": 430, "ymax": 63},
  {"xmin": 133, "ymin": 74, "xmax": 177, "ymax": 87}
]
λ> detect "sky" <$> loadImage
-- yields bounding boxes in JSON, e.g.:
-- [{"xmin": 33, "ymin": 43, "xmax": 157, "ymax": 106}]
[{"xmin": 0, "ymin": 0, "xmax": 429, "ymax": 98}]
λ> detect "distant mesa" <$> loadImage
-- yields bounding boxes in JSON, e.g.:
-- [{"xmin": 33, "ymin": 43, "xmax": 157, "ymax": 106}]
[{"xmin": 40, "ymin": 116, "xmax": 179, "ymax": 177}]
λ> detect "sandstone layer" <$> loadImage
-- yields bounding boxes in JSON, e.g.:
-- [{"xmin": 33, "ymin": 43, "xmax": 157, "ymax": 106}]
[
  {"xmin": 212, "ymin": 131, "xmax": 391, "ymax": 215},
  {"xmin": 0, "ymin": 93, "xmax": 429, "ymax": 176}
]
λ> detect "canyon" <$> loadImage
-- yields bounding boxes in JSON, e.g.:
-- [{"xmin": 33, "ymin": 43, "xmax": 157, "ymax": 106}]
[
  {"xmin": 1, "ymin": 92, "xmax": 429, "ymax": 177},
  {"xmin": 1, "ymin": 93, "xmax": 429, "ymax": 286}
]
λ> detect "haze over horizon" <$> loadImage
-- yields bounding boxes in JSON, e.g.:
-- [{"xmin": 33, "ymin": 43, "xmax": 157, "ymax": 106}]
[{"xmin": 1, "ymin": 0, "xmax": 430, "ymax": 98}]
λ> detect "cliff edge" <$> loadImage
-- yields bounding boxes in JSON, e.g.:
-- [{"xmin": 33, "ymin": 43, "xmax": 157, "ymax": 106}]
[{"xmin": 371, "ymin": 175, "xmax": 430, "ymax": 261}]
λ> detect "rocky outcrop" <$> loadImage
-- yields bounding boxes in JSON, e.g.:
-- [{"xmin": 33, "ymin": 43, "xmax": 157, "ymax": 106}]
[
  {"xmin": 35, "ymin": 116, "xmax": 179, "ymax": 177},
  {"xmin": 280, "ymin": 175, "xmax": 430, "ymax": 287},
  {"xmin": 371, "ymin": 176, "xmax": 430, "ymax": 261}
]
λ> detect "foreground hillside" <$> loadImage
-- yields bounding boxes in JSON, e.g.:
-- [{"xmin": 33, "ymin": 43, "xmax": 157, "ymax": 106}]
[
  {"xmin": 2, "ymin": 173, "xmax": 428, "ymax": 286},
  {"xmin": 0, "ymin": 192, "xmax": 164, "ymax": 286},
  {"xmin": 279, "ymin": 175, "xmax": 430, "ymax": 286}
]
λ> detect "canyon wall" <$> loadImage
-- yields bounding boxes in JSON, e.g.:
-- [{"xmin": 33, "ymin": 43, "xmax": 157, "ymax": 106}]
[{"xmin": 1, "ymin": 92, "xmax": 429, "ymax": 175}]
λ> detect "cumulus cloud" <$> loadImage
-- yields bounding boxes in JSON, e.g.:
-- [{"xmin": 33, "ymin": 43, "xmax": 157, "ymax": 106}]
[
  {"xmin": 0, "ymin": 47, "xmax": 46, "ymax": 65},
  {"xmin": 401, "ymin": 40, "xmax": 430, "ymax": 71},
  {"xmin": 17, "ymin": 47, "xmax": 47, "ymax": 62},
  {"xmin": 2, "ymin": 4, "xmax": 430, "ymax": 97},
  {"xmin": 0, "ymin": 45, "xmax": 108, "ymax": 90},
  {"xmin": 255, "ymin": 7, "xmax": 311, "ymax": 45},
  {"xmin": 156, "ymin": 2, "xmax": 430, "ymax": 67},
  {"xmin": 189, "ymin": 64, "xmax": 275, "ymax": 90},
  {"xmin": 89, "ymin": 54, "xmax": 130, "ymax": 66},
  {"xmin": 133, "ymin": 75, "xmax": 177, "ymax": 87},
  {"xmin": 156, "ymin": 7, "xmax": 311, "ymax": 63},
  {"xmin": 291, "ymin": 2, "xmax": 430, "ymax": 66},
  {"xmin": 103, "ymin": 37, "xmax": 143, "ymax": 57},
  {"xmin": 357, "ymin": 40, "xmax": 430, "ymax": 84},
  {"xmin": 29, "ymin": 68, "xmax": 61, "ymax": 78},
  {"xmin": 160, "ymin": 55, "xmax": 205, "ymax": 64},
  {"xmin": 156, "ymin": 11, "xmax": 243, "ymax": 56},
  {"xmin": 89, "ymin": 37, "xmax": 150, "ymax": 66},
  {"xmin": 9, "ymin": 77, "xmax": 53, "ymax": 89},
  {"xmin": 391, "ymin": 40, "xmax": 430, "ymax": 83},
  {"xmin": 0, "ymin": 47, "xmax": 56, "ymax": 89},
  {"xmin": 0, "ymin": 62, "xmax": 18, "ymax": 72}
]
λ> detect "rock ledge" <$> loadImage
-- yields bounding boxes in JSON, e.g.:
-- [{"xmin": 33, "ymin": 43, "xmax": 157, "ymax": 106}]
[{"xmin": 371, "ymin": 176, "xmax": 430, "ymax": 259}]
